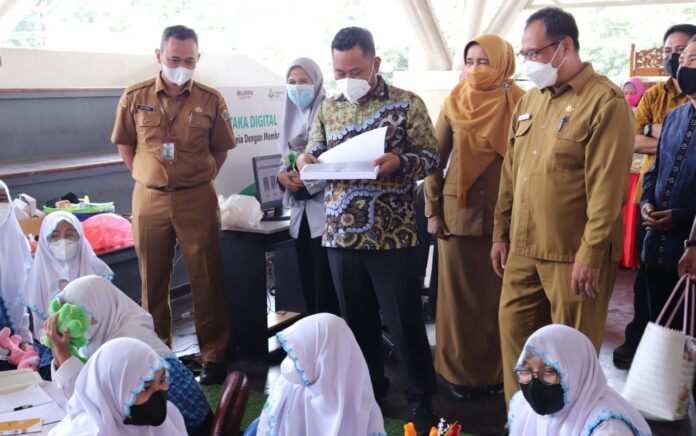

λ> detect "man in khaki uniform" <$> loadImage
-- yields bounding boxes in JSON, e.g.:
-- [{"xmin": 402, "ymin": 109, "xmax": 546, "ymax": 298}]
[
  {"xmin": 490, "ymin": 7, "xmax": 634, "ymax": 405},
  {"xmin": 111, "ymin": 25, "xmax": 234, "ymax": 384}
]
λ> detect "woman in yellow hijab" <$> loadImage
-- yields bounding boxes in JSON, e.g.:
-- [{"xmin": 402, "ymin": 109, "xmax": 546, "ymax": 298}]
[{"xmin": 424, "ymin": 34, "xmax": 524, "ymax": 400}]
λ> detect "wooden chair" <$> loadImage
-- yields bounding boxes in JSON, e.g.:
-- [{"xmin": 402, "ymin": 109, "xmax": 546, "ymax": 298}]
[
  {"xmin": 210, "ymin": 371, "xmax": 250, "ymax": 436},
  {"xmin": 630, "ymin": 44, "xmax": 667, "ymax": 78}
]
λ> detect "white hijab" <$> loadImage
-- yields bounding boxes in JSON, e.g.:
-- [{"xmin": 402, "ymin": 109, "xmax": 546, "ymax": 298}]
[
  {"xmin": 277, "ymin": 57, "xmax": 326, "ymax": 156},
  {"xmin": 55, "ymin": 275, "xmax": 173, "ymax": 358},
  {"xmin": 24, "ymin": 211, "xmax": 113, "ymax": 336},
  {"xmin": 49, "ymin": 337, "xmax": 186, "ymax": 436},
  {"xmin": 508, "ymin": 324, "xmax": 651, "ymax": 436},
  {"xmin": 0, "ymin": 180, "xmax": 33, "ymax": 340},
  {"xmin": 257, "ymin": 313, "xmax": 385, "ymax": 436}
]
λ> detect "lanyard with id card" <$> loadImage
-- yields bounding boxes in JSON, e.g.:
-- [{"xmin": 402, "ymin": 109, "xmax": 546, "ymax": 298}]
[{"xmin": 158, "ymin": 94, "xmax": 189, "ymax": 163}]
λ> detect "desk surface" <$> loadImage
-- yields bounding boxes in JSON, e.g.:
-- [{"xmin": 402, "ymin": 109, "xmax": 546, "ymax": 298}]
[{"xmin": 223, "ymin": 220, "xmax": 290, "ymax": 235}]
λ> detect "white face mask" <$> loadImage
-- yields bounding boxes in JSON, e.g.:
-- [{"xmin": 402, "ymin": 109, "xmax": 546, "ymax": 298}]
[
  {"xmin": 0, "ymin": 202, "xmax": 10, "ymax": 222},
  {"xmin": 280, "ymin": 356, "xmax": 304, "ymax": 385},
  {"xmin": 524, "ymin": 43, "xmax": 566, "ymax": 89},
  {"xmin": 162, "ymin": 64, "xmax": 194, "ymax": 86},
  {"xmin": 49, "ymin": 239, "xmax": 80, "ymax": 262},
  {"xmin": 336, "ymin": 63, "xmax": 375, "ymax": 104}
]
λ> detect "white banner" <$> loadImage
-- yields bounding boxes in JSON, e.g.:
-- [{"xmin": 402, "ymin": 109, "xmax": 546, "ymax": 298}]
[{"xmin": 215, "ymin": 85, "xmax": 285, "ymax": 196}]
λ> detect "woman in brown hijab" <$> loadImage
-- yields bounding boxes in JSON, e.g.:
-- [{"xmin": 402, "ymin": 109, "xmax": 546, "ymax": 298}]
[{"xmin": 424, "ymin": 34, "xmax": 524, "ymax": 399}]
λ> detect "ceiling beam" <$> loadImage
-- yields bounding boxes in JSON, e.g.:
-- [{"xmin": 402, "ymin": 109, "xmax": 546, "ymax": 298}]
[
  {"xmin": 396, "ymin": 0, "xmax": 453, "ymax": 70},
  {"xmin": 485, "ymin": 0, "xmax": 530, "ymax": 37}
]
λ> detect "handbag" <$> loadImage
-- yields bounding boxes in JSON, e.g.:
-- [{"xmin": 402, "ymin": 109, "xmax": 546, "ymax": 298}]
[{"xmin": 622, "ymin": 274, "xmax": 696, "ymax": 421}]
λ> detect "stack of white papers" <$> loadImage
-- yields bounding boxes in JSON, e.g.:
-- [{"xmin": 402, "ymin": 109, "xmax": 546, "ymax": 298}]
[{"xmin": 300, "ymin": 126, "xmax": 387, "ymax": 180}]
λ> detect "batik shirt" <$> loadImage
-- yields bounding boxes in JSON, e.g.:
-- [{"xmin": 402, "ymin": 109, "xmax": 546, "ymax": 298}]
[{"xmin": 306, "ymin": 76, "xmax": 440, "ymax": 250}]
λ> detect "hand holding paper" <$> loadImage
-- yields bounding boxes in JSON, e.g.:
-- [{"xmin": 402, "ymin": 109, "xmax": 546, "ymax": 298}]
[{"xmin": 300, "ymin": 127, "xmax": 387, "ymax": 180}]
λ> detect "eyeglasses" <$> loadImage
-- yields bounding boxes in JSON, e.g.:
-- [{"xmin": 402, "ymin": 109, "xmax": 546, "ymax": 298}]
[
  {"xmin": 47, "ymin": 231, "xmax": 80, "ymax": 243},
  {"xmin": 517, "ymin": 40, "xmax": 562, "ymax": 62},
  {"xmin": 514, "ymin": 367, "xmax": 559, "ymax": 385}
]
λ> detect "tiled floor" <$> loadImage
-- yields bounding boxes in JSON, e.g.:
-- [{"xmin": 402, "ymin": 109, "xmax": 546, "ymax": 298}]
[{"xmin": 172, "ymin": 269, "xmax": 696, "ymax": 435}]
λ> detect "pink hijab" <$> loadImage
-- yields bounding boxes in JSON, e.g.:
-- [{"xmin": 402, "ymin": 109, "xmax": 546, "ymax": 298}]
[{"xmin": 623, "ymin": 77, "xmax": 646, "ymax": 108}]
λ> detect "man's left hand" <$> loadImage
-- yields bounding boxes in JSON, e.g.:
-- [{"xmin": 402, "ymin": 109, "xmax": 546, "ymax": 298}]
[
  {"xmin": 373, "ymin": 153, "xmax": 401, "ymax": 179},
  {"xmin": 679, "ymin": 248, "xmax": 696, "ymax": 280},
  {"xmin": 571, "ymin": 262, "xmax": 601, "ymax": 300}
]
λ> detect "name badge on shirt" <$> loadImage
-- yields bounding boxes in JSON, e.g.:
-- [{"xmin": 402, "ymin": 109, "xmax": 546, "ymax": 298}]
[
  {"xmin": 161, "ymin": 136, "xmax": 177, "ymax": 163},
  {"xmin": 518, "ymin": 113, "xmax": 532, "ymax": 122},
  {"xmin": 136, "ymin": 104, "xmax": 154, "ymax": 112}
]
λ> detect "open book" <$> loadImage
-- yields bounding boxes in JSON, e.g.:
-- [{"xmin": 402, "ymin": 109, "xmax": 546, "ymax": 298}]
[{"xmin": 300, "ymin": 126, "xmax": 387, "ymax": 181}]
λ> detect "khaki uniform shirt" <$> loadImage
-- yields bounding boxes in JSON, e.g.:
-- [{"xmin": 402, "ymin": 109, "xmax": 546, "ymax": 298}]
[
  {"xmin": 424, "ymin": 111, "xmax": 501, "ymax": 236},
  {"xmin": 111, "ymin": 73, "xmax": 236, "ymax": 189},
  {"xmin": 633, "ymin": 78, "xmax": 688, "ymax": 203},
  {"xmin": 493, "ymin": 64, "xmax": 634, "ymax": 267}
]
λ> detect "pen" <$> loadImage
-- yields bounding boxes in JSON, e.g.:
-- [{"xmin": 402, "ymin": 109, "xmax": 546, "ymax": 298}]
[
  {"xmin": 557, "ymin": 115, "xmax": 569, "ymax": 132},
  {"xmin": 13, "ymin": 404, "xmax": 33, "ymax": 411}
]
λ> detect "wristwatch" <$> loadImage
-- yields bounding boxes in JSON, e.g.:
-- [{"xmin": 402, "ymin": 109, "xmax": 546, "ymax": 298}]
[
  {"xmin": 643, "ymin": 123, "xmax": 653, "ymax": 137},
  {"xmin": 684, "ymin": 240, "xmax": 696, "ymax": 249}
]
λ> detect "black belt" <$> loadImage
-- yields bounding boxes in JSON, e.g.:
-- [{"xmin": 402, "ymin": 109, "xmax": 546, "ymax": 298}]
[{"xmin": 149, "ymin": 182, "xmax": 206, "ymax": 193}]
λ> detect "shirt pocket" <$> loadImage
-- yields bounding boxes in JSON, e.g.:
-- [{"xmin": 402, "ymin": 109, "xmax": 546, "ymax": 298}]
[
  {"xmin": 186, "ymin": 113, "xmax": 212, "ymax": 148},
  {"xmin": 552, "ymin": 122, "xmax": 589, "ymax": 170},
  {"xmin": 134, "ymin": 113, "xmax": 162, "ymax": 144}
]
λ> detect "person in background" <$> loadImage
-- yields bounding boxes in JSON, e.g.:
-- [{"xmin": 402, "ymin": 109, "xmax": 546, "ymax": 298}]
[
  {"xmin": 508, "ymin": 324, "xmax": 650, "ymax": 436},
  {"xmin": 623, "ymin": 77, "xmax": 645, "ymax": 111},
  {"xmin": 111, "ymin": 25, "xmax": 234, "ymax": 384},
  {"xmin": 44, "ymin": 275, "xmax": 212, "ymax": 434},
  {"xmin": 424, "ymin": 34, "xmax": 524, "ymax": 400},
  {"xmin": 613, "ymin": 23, "xmax": 696, "ymax": 370},
  {"xmin": 0, "ymin": 180, "xmax": 33, "ymax": 368},
  {"xmin": 250, "ymin": 313, "xmax": 385, "ymax": 435},
  {"xmin": 49, "ymin": 337, "xmax": 187, "ymax": 436},
  {"xmin": 640, "ymin": 34, "xmax": 696, "ymax": 403},
  {"xmin": 296, "ymin": 26, "xmax": 440, "ymax": 433},
  {"xmin": 276, "ymin": 57, "xmax": 338, "ymax": 315},
  {"xmin": 24, "ymin": 211, "xmax": 112, "ymax": 341},
  {"xmin": 491, "ymin": 7, "xmax": 634, "ymax": 406}
]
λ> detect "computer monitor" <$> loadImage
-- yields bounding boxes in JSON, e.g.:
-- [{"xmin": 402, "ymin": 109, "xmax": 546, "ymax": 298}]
[{"xmin": 252, "ymin": 154, "xmax": 284, "ymax": 216}]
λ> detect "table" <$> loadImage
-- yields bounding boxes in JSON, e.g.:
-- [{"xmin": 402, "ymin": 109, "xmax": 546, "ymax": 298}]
[
  {"xmin": 0, "ymin": 381, "xmax": 67, "ymax": 435},
  {"xmin": 621, "ymin": 172, "xmax": 641, "ymax": 269},
  {"xmin": 220, "ymin": 221, "xmax": 303, "ymax": 359}
]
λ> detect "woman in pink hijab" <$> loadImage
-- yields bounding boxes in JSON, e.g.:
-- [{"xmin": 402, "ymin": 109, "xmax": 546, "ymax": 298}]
[{"xmin": 623, "ymin": 77, "xmax": 646, "ymax": 110}]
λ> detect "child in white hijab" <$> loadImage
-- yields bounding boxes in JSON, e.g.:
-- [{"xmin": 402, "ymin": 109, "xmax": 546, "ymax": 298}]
[
  {"xmin": 256, "ymin": 313, "xmax": 386, "ymax": 435},
  {"xmin": 44, "ymin": 275, "xmax": 211, "ymax": 433},
  {"xmin": 0, "ymin": 181, "xmax": 33, "ymax": 347},
  {"xmin": 508, "ymin": 324, "xmax": 651, "ymax": 436},
  {"xmin": 49, "ymin": 337, "xmax": 187, "ymax": 436},
  {"xmin": 24, "ymin": 211, "xmax": 113, "ymax": 339}
]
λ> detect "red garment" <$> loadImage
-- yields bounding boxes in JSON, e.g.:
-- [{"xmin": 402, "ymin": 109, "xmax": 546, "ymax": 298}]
[{"xmin": 621, "ymin": 172, "xmax": 640, "ymax": 269}]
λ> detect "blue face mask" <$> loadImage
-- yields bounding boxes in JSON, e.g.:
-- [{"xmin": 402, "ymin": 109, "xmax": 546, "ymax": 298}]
[{"xmin": 286, "ymin": 84, "xmax": 315, "ymax": 109}]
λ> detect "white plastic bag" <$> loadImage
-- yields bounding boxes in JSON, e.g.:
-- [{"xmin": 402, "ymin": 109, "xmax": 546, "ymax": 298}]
[
  {"xmin": 218, "ymin": 194, "xmax": 263, "ymax": 229},
  {"xmin": 623, "ymin": 275, "xmax": 696, "ymax": 421}
]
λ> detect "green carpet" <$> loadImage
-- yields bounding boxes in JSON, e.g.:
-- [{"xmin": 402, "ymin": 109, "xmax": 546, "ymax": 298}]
[{"xmin": 201, "ymin": 384, "xmax": 407, "ymax": 434}]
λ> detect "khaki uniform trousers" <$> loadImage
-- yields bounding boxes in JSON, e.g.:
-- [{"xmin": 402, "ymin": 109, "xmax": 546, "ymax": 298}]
[
  {"xmin": 132, "ymin": 181, "xmax": 230, "ymax": 363},
  {"xmin": 499, "ymin": 253, "xmax": 617, "ymax": 406}
]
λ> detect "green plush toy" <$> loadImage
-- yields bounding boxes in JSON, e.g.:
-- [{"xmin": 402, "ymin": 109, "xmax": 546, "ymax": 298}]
[{"xmin": 42, "ymin": 300, "xmax": 90, "ymax": 363}]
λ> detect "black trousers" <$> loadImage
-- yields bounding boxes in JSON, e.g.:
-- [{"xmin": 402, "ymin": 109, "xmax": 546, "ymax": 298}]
[
  {"xmin": 295, "ymin": 213, "xmax": 339, "ymax": 315},
  {"xmin": 327, "ymin": 246, "xmax": 437, "ymax": 404},
  {"xmin": 645, "ymin": 265, "xmax": 696, "ymax": 398},
  {"xmin": 622, "ymin": 212, "xmax": 650, "ymax": 349}
]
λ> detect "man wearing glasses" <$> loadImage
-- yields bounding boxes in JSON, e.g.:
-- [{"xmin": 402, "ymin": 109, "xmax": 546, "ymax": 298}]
[
  {"xmin": 491, "ymin": 7, "xmax": 634, "ymax": 405},
  {"xmin": 612, "ymin": 24, "xmax": 696, "ymax": 371}
]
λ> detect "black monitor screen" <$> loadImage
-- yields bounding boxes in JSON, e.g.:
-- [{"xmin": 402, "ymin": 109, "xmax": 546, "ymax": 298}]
[{"xmin": 252, "ymin": 154, "xmax": 284, "ymax": 210}]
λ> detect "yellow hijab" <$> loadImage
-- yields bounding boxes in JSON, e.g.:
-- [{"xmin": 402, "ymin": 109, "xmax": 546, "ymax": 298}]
[{"xmin": 442, "ymin": 34, "xmax": 525, "ymax": 207}]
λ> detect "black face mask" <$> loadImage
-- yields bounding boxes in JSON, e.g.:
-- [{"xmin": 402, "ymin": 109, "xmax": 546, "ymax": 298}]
[
  {"xmin": 677, "ymin": 65, "xmax": 696, "ymax": 96},
  {"xmin": 665, "ymin": 52, "xmax": 681, "ymax": 79},
  {"xmin": 520, "ymin": 379, "xmax": 565, "ymax": 416},
  {"xmin": 123, "ymin": 390, "xmax": 168, "ymax": 427}
]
